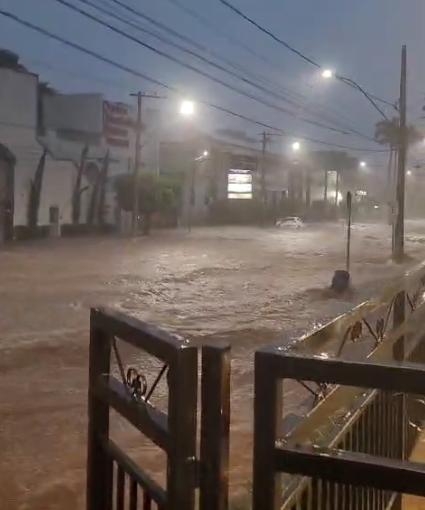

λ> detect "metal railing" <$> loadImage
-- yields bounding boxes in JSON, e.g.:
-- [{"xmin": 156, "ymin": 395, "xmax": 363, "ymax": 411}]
[
  {"xmin": 253, "ymin": 261, "xmax": 425, "ymax": 510},
  {"xmin": 253, "ymin": 352, "xmax": 425, "ymax": 510},
  {"xmin": 87, "ymin": 307, "xmax": 230, "ymax": 510}
]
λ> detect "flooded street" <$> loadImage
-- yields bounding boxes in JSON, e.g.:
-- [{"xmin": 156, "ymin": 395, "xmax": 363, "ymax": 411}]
[{"xmin": 2, "ymin": 222, "xmax": 425, "ymax": 509}]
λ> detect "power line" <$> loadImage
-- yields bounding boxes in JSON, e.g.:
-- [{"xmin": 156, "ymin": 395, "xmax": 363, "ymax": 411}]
[
  {"xmin": 85, "ymin": 0, "xmax": 375, "ymax": 142},
  {"xmin": 162, "ymin": 0, "xmax": 377, "ymax": 130},
  {"xmin": 56, "ymin": 0, "xmax": 362, "ymax": 137},
  {"xmin": 101, "ymin": 0, "xmax": 297, "ymax": 98},
  {"xmin": 217, "ymin": 0, "xmax": 394, "ymax": 119},
  {"xmin": 163, "ymin": 0, "xmax": 288, "ymax": 75},
  {"xmin": 92, "ymin": 0, "xmax": 376, "ymax": 141},
  {"xmin": 0, "ymin": 8, "xmax": 388, "ymax": 153},
  {"xmin": 99, "ymin": 0, "xmax": 380, "ymax": 138},
  {"xmin": 80, "ymin": 0, "xmax": 306, "ymax": 109}
]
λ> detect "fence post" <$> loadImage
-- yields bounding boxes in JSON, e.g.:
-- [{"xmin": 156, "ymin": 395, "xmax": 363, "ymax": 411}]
[
  {"xmin": 86, "ymin": 310, "xmax": 112, "ymax": 510},
  {"xmin": 200, "ymin": 344, "xmax": 231, "ymax": 510},
  {"xmin": 167, "ymin": 345, "xmax": 198, "ymax": 510},
  {"xmin": 253, "ymin": 351, "xmax": 282, "ymax": 510}
]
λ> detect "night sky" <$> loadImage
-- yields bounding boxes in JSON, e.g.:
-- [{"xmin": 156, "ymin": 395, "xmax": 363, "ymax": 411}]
[{"xmin": 1, "ymin": 0, "xmax": 425, "ymax": 167}]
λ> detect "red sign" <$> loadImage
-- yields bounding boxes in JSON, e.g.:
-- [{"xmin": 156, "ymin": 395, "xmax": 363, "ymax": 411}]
[{"xmin": 103, "ymin": 101, "xmax": 133, "ymax": 148}]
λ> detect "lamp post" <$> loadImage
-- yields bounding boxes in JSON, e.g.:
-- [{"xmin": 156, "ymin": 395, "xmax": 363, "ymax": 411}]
[{"xmin": 188, "ymin": 150, "xmax": 209, "ymax": 232}]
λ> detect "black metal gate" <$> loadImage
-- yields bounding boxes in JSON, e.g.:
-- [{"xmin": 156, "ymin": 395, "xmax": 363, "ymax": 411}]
[{"xmin": 86, "ymin": 307, "xmax": 230, "ymax": 510}]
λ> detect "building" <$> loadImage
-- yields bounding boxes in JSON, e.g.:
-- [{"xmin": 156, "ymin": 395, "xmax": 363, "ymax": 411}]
[
  {"xmin": 159, "ymin": 130, "xmax": 298, "ymax": 224},
  {"xmin": 0, "ymin": 50, "xmax": 135, "ymax": 241}
]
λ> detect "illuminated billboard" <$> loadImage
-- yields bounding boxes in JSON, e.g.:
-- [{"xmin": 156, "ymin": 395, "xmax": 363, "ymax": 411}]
[{"xmin": 227, "ymin": 169, "xmax": 253, "ymax": 199}]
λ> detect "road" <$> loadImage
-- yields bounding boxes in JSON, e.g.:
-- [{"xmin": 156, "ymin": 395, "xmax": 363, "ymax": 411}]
[{"xmin": 1, "ymin": 221, "xmax": 425, "ymax": 509}]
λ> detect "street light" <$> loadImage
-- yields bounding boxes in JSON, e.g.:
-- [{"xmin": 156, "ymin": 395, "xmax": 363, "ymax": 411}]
[
  {"xmin": 194, "ymin": 150, "xmax": 209, "ymax": 161},
  {"xmin": 321, "ymin": 69, "xmax": 334, "ymax": 79},
  {"xmin": 292, "ymin": 141, "xmax": 301, "ymax": 152},
  {"xmin": 188, "ymin": 150, "xmax": 210, "ymax": 231},
  {"xmin": 180, "ymin": 99, "xmax": 195, "ymax": 116},
  {"xmin": 407, "ymin": 169, "xmax": 412, "ymax": 176},
  {"xmin": 359, "ymin": 161, "xmax": 367, "ymax": 169}
]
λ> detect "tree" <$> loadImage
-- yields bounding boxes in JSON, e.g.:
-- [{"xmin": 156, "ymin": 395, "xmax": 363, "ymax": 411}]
[
  {"xmin": 375, "ymin": 117, "xmax": 422, "ymax": 147},
  {"xmin": 86, "ymin": 151, "xmax": 110, "ymax": 227},
  {"xmin": 86, "ymin": 167, "xmax": 100, "ymax": 227},
  {"xmin": 375, "ymin": 118, "xmax": 422, "ymax": 224},
  {"xmin": 114, "ymin": 173, "xmax": 180, "ymax": 234},
  {"xmin": 27, "ymin": 149, "xmax": 47, "ymax": 234},
  {"xmin": 72, "ymin": 145, "xmax": 89, "ymax": 225},
  {"xmin": 97, "ymin": 150, "xmax": 110, "ymax": 226}
]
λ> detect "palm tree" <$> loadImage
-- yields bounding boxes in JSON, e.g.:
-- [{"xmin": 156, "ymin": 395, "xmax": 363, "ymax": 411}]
[
  {"xmin": 374, "ymin": 117, "xmax": 422, "ymax": 147},
  {"xmin": 375, "ymin": 118, "xmax": 422, "ymax": 224}
]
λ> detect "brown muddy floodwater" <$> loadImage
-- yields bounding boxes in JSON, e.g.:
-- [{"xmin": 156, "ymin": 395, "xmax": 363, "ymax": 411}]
[{"xmin": 1, "ymin": 222, "xmax": 425, "ymax": 509}]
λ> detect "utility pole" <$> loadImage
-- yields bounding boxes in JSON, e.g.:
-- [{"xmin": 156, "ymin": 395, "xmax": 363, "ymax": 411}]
[
  {"xmin": 394, "ymin": 45, "xmax": 407, "ymax": 262},
  {"xmin": 260, "ymin": 131, "xmax": 267, "ymax": 225},
  {"xmin": 130, "ymin": 92, "xmax": 165, "ymax": 236},
  {"xmin": 131, "ymin": 92, "xmax": 142, "ymax": 236}
]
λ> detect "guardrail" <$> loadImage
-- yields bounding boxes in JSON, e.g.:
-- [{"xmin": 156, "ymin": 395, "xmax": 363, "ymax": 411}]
[
  {"xmin": 86, "ymin": 307, "xmax": 230, "ymax": 510},
  {"xmin": 253, "ymin": 261, "xmax": 425, "ymax": 510}
]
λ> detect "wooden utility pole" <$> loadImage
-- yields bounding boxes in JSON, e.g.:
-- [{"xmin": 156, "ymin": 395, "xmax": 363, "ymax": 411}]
[
  {"xmin": 394, "ymin": 45, "xmax": 407, "ymax": 262},
  {"xmin": 130, "ymin": 92, "xmax": 165, "ymax": 236}
]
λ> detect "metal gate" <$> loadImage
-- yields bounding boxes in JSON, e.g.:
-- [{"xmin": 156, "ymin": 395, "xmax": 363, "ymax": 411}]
[{"xmin": 86, "ymin": 307, "xmax": 230, "ymax": 510}]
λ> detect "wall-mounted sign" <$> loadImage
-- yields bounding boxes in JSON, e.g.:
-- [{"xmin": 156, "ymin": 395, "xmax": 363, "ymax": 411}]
[{"xmin": 227, "ymin": 169, "xmax": 252, "ymax": 199}]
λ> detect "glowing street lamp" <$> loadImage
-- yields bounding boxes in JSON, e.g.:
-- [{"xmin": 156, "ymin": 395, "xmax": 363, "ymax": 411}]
[
  {"xmin": 180, "ymin": 99, "xmax": 195, "ymax": 116},
  {"xmin": 407, "ymin": 169, "xmax": 412, "ymax": 176},
  {"xmin": 292, "ymin": 141, "xmax": 301, "ymax": 152},
  {"xmin": 203, "ymin": 150, "xmax": 209, "ymax": 157},
  {"xmin": 321, "ymin": 69, "xmax": 334, "ymax": 79},
  {"xmin": 359, "ymin": 161, "xmax": 367, "ymax": 169}
]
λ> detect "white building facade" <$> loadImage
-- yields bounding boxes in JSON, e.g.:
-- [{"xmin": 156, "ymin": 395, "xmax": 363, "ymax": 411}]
[{"xmin": 0, "ymin": 54, "xmax": 134, "ymax": 241}]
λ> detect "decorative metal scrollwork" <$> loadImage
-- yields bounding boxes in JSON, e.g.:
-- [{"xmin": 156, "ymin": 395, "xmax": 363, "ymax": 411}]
[
  {"xmin": 375, "ymin": 317, "xmax": 385, "ymax": 340},
  {"xmin": 111, "ymin": 336, "xmax": 168, "ymax": 403},
  {"xmin": 337, "ymin": 296, "xmax": 397, "ymax": 356},
  {"xmin": 298, "ymin": 380, "xmax": 330, "ymax": 407},
  {"xmin": 350, "ymin": 321, "xmax": 363, "ymax": 341},
  {"xmin": 407, "ymin": 275, "xmax": 425, "ymax": 312},
  {"xmin": 126, "ymin": 367, "xmax": 148, "ymax": 400}
]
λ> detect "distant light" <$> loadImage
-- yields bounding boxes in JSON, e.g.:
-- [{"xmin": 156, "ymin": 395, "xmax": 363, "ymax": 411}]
[
  {"xmin": 292, "ymin": 141, "xmax": 301, "ymax": 152},
  {"xmin": 360, "ymin": 161, "xmax": 367, "ymax": 168},
  {"xmin": 374, "ymin": 205, "xmax": 379, "ymax": 209},
  {"xmin": 337, "ymin": 191, "xmax": 343, "ymax": 204},
  {"xmin": 321, "ymin": 69, "xmax": 334, "ymax": 79},
  {"xmin": 407, "ymin": 169, "xmax": 412, "ymax": 176},
  {"xmin": 180, "ymin": 99, "xmax": 195, "ymax": 116},
  {"xmin": 203, "ymin": 150, "xmax": 209, "ymax": 157},
  {"xmin": 356, "ymin": 190, "xmax": 367, "ymax": 196}
]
